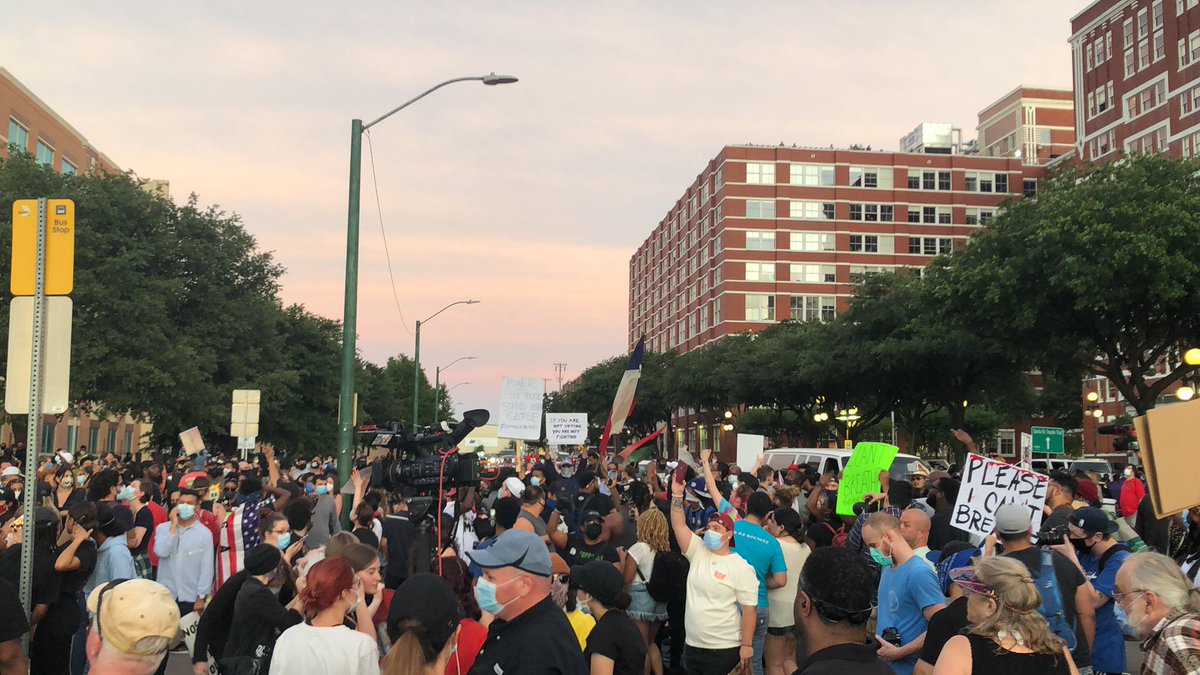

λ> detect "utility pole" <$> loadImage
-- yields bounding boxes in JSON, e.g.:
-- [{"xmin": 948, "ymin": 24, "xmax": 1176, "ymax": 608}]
[{"xmin": 554, "ymin": 362, "xmax": 567, "ymax": 391}]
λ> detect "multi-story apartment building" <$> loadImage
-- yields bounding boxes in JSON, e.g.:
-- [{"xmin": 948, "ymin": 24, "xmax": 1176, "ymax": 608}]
[{"xmin": 977, "ymin": 86, "xmax": 1076, "ymax": 163}]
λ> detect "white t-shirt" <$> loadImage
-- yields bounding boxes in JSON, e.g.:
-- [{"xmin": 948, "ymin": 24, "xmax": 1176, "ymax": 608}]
[
  {"xmin": 768, "ymin": 539, "xmax": 809, "ymax": 628},
  {"xmin": 443, "ymin": 503, "xmax": 478, "ymax": 554},
  {"xmin": 682, "ymin": 535, "xmax": 759, "ymax": 649},
  {"xmin": 268, "ymin": 623, "xmax": 380, "ymax": 675},
  {"xmin": 628, "ymin": 542, "xmax": 656, "ymax": 585}
]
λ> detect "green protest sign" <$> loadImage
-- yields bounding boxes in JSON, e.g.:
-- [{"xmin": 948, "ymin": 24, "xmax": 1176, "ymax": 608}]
[{"xmin": 836, "ymin": 442, "xmax": 900, "ymax": 517}]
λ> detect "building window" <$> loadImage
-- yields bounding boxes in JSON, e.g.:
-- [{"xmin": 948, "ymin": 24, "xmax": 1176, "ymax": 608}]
[
  {"xmin": 35, "ymin": 140, "xmax": 54, "ymax": 167},
  {"xmin": 790, "ymin": 164, "xmax": 835, "ymax": 186},
  {"xmin": 791, "ymin": 264, "xmax": 836, "ymax": 283},
  {"xmin": 998, "ymin": 429, "xmax": 1016, "ymax": 456},
  {"xmin": 42, "ymin": 422, "xmax": 56, "ymax": 454},
  {"xmin": 849, "ymin": 235, "xmax": 879, "ymax": 253},
  {"xmin": 1087, "ymin": 42, "xmax": 1094, "ymax": 70},
  {"xmin": 88, "ymin": 427, "xmax": 99, "ymax": 451},
  {"xmin": 791, "ymin": 295, "xmax": 836, "ymax": 322},
  {"xmin": 995, "ymin": 174, "xmax": 1008, "ymax": 193},
  {"xmin": 1138, "ymin": 8, "xmax": 1149, "ymax": 38},
  {"xmin": 1155, "ymin": 0, "xmax": 1165, "ymax": 27},
  {"xmin": 745, "ymin": 200, "xmax": 775, "ymax": 219},
  {"xmin": 907, "ymin": 171, "xmax": 920, "ymax": 189},
  {"xmin": 790, "ymin": 201, "xmax": 834, "ymax": 220},
  {"xmin": 745, "ymin": 231, "xmax": 776, "ymax": 251},
  {"xmin": 909, "ymin": 237, "xmax": 953, "ymax": 255},
  {"xmin": 745, "ymin": 295, "xmax": 775, "ymax": 321},
  {"xmin": 61, "ymin": 158, "xmax": 77, "ymax": 175},
  {"xmin": 745, "ymin": 162, "xmax": 775, "ymax": 184},
  {"xmin": 790, "ymin": 232, "xmax": 835, "ymax": 252},
  {"xmin": 1023, "ymin": 179, "xmax": 1038, "ymax": 200},
  {"xmin": 1125, "ymin": 46, "xmax": 1136, "ymax": 77},
  {"xmin": 7, "ymin": 119, "xmax": 28, "ymax": 153},
  {"xmin": 938, "ymin": 171, "xmax": 951, "ymax": 190},
  {"xmin": 848, "ymin": 167, "xmax": 892, "ymax": 189},
  {"xmin": 744, "ymin": 262, "xmax": 775, "ymax": 282},
  {"xmin": 1154, "ymin": 29, "xmax": 1166, "ymax": 60},
  {"xmin": 1140, "ymin": 39, "xmax": 1150, "ymax": 68}
]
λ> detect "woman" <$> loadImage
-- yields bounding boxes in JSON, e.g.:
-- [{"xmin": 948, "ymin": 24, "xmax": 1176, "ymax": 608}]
[
  {"xmin": 269, "ymin": 557, "xmax": 380, "ymax": 675},
  {"xmin": 223, "ymin": 544, "xmax": 306, "ymax": 674},
  {"xmin": 764, "ymin": 508, "xmax": 809, "ymax": 675},
  {"xmin": 935, "ymin": 556, "xmax": 1078, "ymax": 674},
  {"xmin": 383, "ymin": 574, "xmax": 463, "ymax": 675},
  {"xmin": 31, "ymin": 502, "xmax": 97, "ymax": 675},
  {"xmin": 49, "ymin": 466, "xmax": 84, "ymax": 516},
  {"xmin": 622, "ymin": 508, "xmax": 669, "ymax": 675},
  {"xmin": 353, "ymin": 502, "xmax": 381, "ymax": 549},
  {"xmin": 573, "ymin": 561, "xmax": 646, "ymax": 675},
  {"xmin": 437, "ymin": 557, "xmax": 487, "ymax": 675},
  {"xmin": 343, "ymin": 542, "xmax": 388, "ymax": 644}
]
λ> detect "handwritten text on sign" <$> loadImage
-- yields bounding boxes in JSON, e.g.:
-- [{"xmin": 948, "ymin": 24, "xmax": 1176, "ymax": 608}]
[
  {"xmin": 836, "ymin": 442, "xmax": 899, "ymax": 517},
  {"xmin": 546, "ymin": 413, "xmax": 588, "ymax": 445},
  {"xmin": 951, "ymin": 453, "xmax": 1048, "ymax": 539},
  {"xmin": 497, "ymin": 376, "xmax": 545, "ymax": 441}
]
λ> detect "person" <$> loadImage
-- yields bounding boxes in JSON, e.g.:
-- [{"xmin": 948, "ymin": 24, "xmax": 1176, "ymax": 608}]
[
  {"xmin": 223, "ymin": 544, "xmax": 306, "ymax": 674},
  {"xmin": 353, "ymin": 502, "xmax": 381, "ymax": 548},
  {"xmin": 514, "ymin": 485, "xmax": 555, "ymax": 551},
  {"xmin": 1041, "ymin": 472, "xmax": 1078, "ymax": 536},
  {"xmin": 566, "ymin": 510, "xmax": 620, "ymax": 565},
  {"xmin": 846, "ymin": 479, "xmax": 911, "ymax": 559},
  {"xmin": 0, "ymin": 575, "xmax": 27, "ymax": 673},
  {"xmin": 914, "ymin": 583, "xmax": 969, "ymax": 675},
  {"xmin": 383, "ymin": 574, "xmax": 467, "ymax": 675},
  {"xmin": 935, "ymin": 556, "xmax": 1077, "ymax": 674},
  {"xmin": 572, "ymin": 561, "xmax": 646, "ymax": 675},
  {"xmin": 793, "ymin": 546, "xmax": 891, "ymax": 674},
  {"xmin": 899, "ymin": 509, "xmax": 935, "ymax": 569},
  {"xmin": 382, "ymin": 492, "xmax": 419, "ymax": 590},
  {"xmin": 667, "ymin": 472, "xmax": 758, "ymax": 675},
  {"xmin": 153, "ymin": 489, "xmax": 215, "ymax": 617},
  {"xmin": 269, "ymin": 557, "xmax": 380, "ymax": 675},
  {"xmin": 992, "ymin": 502, "xmax": 1094, "ymax": 669},
  {"xmin": 622, "ymin": 508, "xmax": 669, "ymax": 675},
  {"xmin": 465, "ymin": 529, "xmax": 587, "ymax": 674},
  {"xmin": 342, "ymin": 542, "xmax": 388, "ymax": 644},
  {"xmin": 85, "ymin": 502, "xmax": 137, "ymax": 597},
  {"xmin": 261, "ymin": 512, "xmax": 306, "ymax": 564},
  {"xmin": 926, "ymin": 478, "xmax": 970, "ymax": 552},
  {"xmin": 33, "ymin": 501, "xmax": 98, "ymax": 675},
  {"xmin": 126, "ymin": 478, "xmax": 162, "ymax": 579},
  {"xmin": 764, "ymin": 508, "xmax": 808, "ymax": 675},
  {"xmin": 50, "ymin": 465, "xmax": 85, "ymax": 515},
  {"xmin": 84, "ymin": 579, "xmax": 181, "ymax": 675},
  {"xmin": 1114, "ymin": 551, "xmax": 1200, "ymax": 674},
  {"xmin": 436, "ymin": 557, "xmax": 489, "ymax": 675},
  {"xmin": 861, "ymin": 512, "xmax": 945, "ymax": 675},
  {"xmin": 0, "ymin": 505, "xmax": 61, "ymax": 629},
  {"xmin": 1118, "ymin": 467, "xmax": 1146, "ymax": 527},
  {"xmin": 1052, "ymin": 506, "xmax": 1131, "ymax": 675},
  {"xmin": 572, "ymin": 469, "xmax": 621, "ymax": 542}
]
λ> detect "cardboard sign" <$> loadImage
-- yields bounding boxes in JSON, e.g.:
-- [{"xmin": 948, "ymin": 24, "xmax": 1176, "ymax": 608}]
[
  {"xmin": 546, "ymin": 413, "xmax": 588, "ymax": 445},
  {"xmin": 179, "ymin": 427, "xmax": 205, "ymax": 456},
  {"xmin": 1136, "ymin": 399, "xmax": 1200, "ymax": 517},
  {"xmin": 497, "ymin": 376, "xmax": 545, "ymax": 441},
  {"xmin": 836, "ymin": 442, "xmax": 899, "ymax": 517},
  {"xmin": 951, "ymin": 453, "xmax": 1048, "ymax": 538},
  {"xmin": 736, "ymin": 433, "xmax": 765, "ymax": 471},
  {"xmin": 180, "ymin": 611, "xmax": 219, "ymax": 674}
]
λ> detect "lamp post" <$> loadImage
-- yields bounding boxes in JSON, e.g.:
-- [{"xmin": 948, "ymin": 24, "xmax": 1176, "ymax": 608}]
[
  {"xmin": 413, "ymin": 300, "xmax": 480, "ymax": 429},
  {"xmin": 1174, "ymin": 348, "xmax": 1200, "ymax": 401},
  {"xmin": 434, "ymin": 356, "xmax": 477, "ymax": 423},
  {"xmin": 336, "ymin": 74, "xmax": 516, "ymax": 489}
]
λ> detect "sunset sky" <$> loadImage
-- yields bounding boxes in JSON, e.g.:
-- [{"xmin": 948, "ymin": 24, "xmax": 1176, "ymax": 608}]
[{"xmin": 6, "ymin": 2, "xmax": 1081, "ymax": 417}]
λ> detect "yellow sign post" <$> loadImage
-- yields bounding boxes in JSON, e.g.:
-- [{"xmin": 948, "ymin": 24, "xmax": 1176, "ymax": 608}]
[{"xmin": 11, "ymin": 198, "xmax": 74, "ymax": 296}]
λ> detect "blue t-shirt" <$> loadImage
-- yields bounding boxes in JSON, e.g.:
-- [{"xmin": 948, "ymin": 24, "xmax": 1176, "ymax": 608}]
[
  {"xmin": 876, "ymin": 556, "xmax": 944, "ymax": 675},
  {"xmin": 1081, "ymin": 547, "xmax": 1131, "ymax": 674}
]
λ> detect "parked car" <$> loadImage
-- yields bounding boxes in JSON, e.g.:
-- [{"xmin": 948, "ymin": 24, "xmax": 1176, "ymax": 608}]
[
  {"xmin": 1069, "ymin": 459, "xmax": 1114, "ymax": 481},
  {"xmin": 926, "ymin": 459, "xmax": 950, "ymax": 472},
  {"xmin": 762, "ymin": 448, "xmax": 929, "ymax": 482},
  {"xmin": 1030, "ymin": 458, "xmax": 1071, "ymax": 474}
]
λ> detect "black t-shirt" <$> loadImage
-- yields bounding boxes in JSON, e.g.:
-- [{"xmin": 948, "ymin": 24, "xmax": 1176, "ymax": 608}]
[
  {"xmin": 585, "ymin": 610, "xmax": 646, "ymax": 675},
  {"xmin": 929, "ymin": 508, "xmax": 972, "ymax": 551},
  {"xmin": 574, "ymin": 492, "xmax": 615, "ymax": 518},
  {"xmin": 58, "ymin": 540, "xmax": 98, "ymax": 596},
  {"xmin": 1003, "ymin": 547, "xmax": 1090, "ymax": 667},
  {"xmin": 352, "ymin": 527, "xmax": 379, "ymax": 549},
  {"xmin": 0, "ymin": 545, "xmax": 60, "ymax": 607},
  {"xmin": 566, "ymin": 534, "xmax": 618, "ymax": 566},
  {"xmin": 133, "ymin": 505, "xmax": 156, "ymax": 555},
  {"xmin": 0, "ymin": 577, "xmax": 28, "ymax": 643},
  {"xmin": 381, "ymin": 514, "xmax": 417, "ymax": 578},
  {"xmin": 469, "ymin": 596, "xmax": 587, "ymax": 675},
  {"xmin": 918, "ymin": 596, "xmax": 969, "ymax": 666},
  {"xmin": 806, "ymin": 521, "xmax": 838, "ymax": 548}
]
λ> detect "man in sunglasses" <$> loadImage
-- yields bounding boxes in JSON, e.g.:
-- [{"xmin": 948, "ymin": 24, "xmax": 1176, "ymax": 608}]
[{"xmin": 793, "ymin": 546, "xmax": 891, "ymax": 674}]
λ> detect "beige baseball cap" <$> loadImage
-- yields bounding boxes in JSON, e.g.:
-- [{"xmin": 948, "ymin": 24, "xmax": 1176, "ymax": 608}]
[{"xmin": 86, "ymin": 579, "xmax": 181, "ymax": 655}]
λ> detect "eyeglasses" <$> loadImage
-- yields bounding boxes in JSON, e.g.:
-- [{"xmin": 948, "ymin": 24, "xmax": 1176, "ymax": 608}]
[{"xmin": 1113, "ymin": 588, "xmax": 1147, "ymax": 604}]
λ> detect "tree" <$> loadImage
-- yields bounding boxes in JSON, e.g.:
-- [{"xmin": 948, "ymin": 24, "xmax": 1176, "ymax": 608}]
[{"xmin": 357, "ymin": 355, "xmax": 451, "ymax": 430}]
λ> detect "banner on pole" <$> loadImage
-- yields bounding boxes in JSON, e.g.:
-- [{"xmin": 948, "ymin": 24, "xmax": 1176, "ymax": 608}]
[
  {"xmin": 546, "ymin": 413, "xmax": 587, "ymax": 445},
  {"xmin": 836, "ymin": 442, "xmax": 899, "ymax": 517},
  {"xmin": 497, "ymin": 376, "xmax": 544, "ymax": 441},
  {"xmin": 951, "ymin": 452, "xmax": 1048, "ymax": 539}
]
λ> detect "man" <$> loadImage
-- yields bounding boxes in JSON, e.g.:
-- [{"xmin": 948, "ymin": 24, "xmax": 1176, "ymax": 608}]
[
  {"xmin": 847, "ymin": 480, "xmax": 912, "ymax": 558},
  {"xmin": 565, "ymin": 510, "xmax": 620, "ymax": 565},
  {"xmin": 1041, "ymin": 471, "xmax": 1078, "ymax": 536},
  {"xmin": 153, "ymin": 489, "xmax": 215, "ymax": 618},
  {"xmin": 306, "ymin": 472, "xmax": 341, "ymax": 549},
  {"xmin": 571, "ymin": 468, "xmax": 621, "ymax": 541},
  {"xmin": 899, "ymin": 509, "xmax": 935, "ymax": 569},
  {"xmin": 1053, "ymin": 506, "xmax": 1132, "ymax": 675},
  {"xmin": 794, "ymin": 547, "xmax": 891, "ymax": 674},
  {"xmin": 121, "ymin": 479, "xmax": 158, "ymax": 579},
  {"xmin": 925, "ymin": 477, "xmax": 970, "ymax": 552},
  {"xmin": 468, "ymin": 496, "xmax": 522, "ymax": 578},
  {"xmin": 380, "ymin": 491, "xmax": 418, "ymax": 590},
  {"xmin": 668, "ymin": 473, "xmax": 758, "ymax": 675},
  {"xmin": 993, "ymin": 501, "xmax": 1094, "ymax": 670},
  {"xmin": 466, "ymin": 529, "xmax": 587, "ymax": 674},
  {"xmin": 1115, "ymin": 551, "xmax": 1200, "ymax": 674},
  {"xmin": 1119, "ymin": 466, "xmax": 1147, "ymax": 527},
  {"xmin": 85, "ymin": 578, "xmax": 181, "ymax": 675},
  {"xmin": 499, "ymin": 475, "xmax": 525, "ymax": 500},
  {"xmin": 0, "ymin": 577, "xmax": 27, "ymax": 674},
  {"xmin": 216, "ymin": 449, "xmax": 291, "ymax": 585},
  {"xmin": 861, "ymin": 512, "xmax": 945, "ymax": 675},
  {"xmin": 907, "ymin": 464, "xmax": 931, "ymax": 514}
]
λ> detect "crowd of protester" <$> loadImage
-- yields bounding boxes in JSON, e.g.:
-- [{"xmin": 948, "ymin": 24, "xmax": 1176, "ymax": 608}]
[{"xmin": 0, "ymin": 429, "xmax": 1196, "ymax": 675}]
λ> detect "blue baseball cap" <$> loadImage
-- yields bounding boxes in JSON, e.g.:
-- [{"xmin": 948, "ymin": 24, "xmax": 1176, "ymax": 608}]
[
  {"xmin": 688, "ymin": 477, "xmax": 710, "ymax": 499},
  {"xmin": 466, "ymin": 529, "xmax": 552, "ymax": 576}
]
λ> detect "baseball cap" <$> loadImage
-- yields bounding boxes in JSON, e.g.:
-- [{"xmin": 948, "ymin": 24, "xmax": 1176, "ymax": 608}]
[
  {"xmin": 386, "ymin": 574, "xmax": 462, "ymax": 645},
  {"xmin": 1070, "ymin": 507, "xmax": 1118, "ymax": 535},
  {"xmin": 995, "ymin": 503, "xmax": 1034, "ymax": 535},
  {"xmin": 466, "ymin": 529, "xmax": 552, "ymax": 576},
  {"xmin": 0, "ymin": 467, "xmax": 19, "ymax": 478},
  {"xmin": 86, "ymin": 579, "xmax": 181, "ymax": 656},
  {"xmin": 581, "ymin": 510, "xmax": 603, "ymax": 525},
  {"xmin": 708, "ymin": 511, "xmax": 735, "ymax": 533},
  {"xmin": 688, "ymin": 476, "xmax": 711, "ymax": 499},
  {"xmin": 570, "ymin": 562, "xmax": 624, "ymax": 606},
  {"xmin": 576, "ymin": 469, "xmax": 597, "ymax": 489},
  {"xmin": 502, "ymin": 476, "xmax": 526, "ymax": 499},
  {"xmin": 949, "ymin": 566, "xmax": 995, "ymax": 597}
]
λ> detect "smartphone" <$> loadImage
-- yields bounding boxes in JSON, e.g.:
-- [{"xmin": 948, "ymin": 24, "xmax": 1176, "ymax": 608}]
[{"xmin": 674, "ymin": 462, "xmax": 688, "ymax": 484}]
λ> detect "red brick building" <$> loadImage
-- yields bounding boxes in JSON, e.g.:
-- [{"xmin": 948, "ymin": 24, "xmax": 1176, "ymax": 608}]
[{"xmin": 977, "ymin": 86, "xmax": 1076, "ymax": 164}]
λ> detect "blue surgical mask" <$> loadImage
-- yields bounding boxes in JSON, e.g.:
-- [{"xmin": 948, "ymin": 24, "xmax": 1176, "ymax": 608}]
[
  {"xmin": 116, "ymin": 486, "xmax": 136, "ymax": 502},
  {"xmin": 529, "ymin": 476, "xmax": 541, "ymax": 487},
  {"xmin": 703, "ymin": 530, "xmax": 725, "ymax": 551},
  {"xmin": 545, "ymin": 498, "xmax": 557, "ymax": 511},
  {"xmin": 869, "ymin": 546, "xmax": 893, "ymax": 567},
  {"xmin": 475, "ymin": 576, "xmax": 520, "ymax": 615},
  {"xmin": 305, "ymin": 484, "xmax": 315, "ymax": 494},
  {"xmin": 607, "ymin": 471, "xmax": 617, "ymax": 480},
  {"xmin": 316, "ymin": 485, "xmax": 329, "ymax": 495},
  {"xmin": 177, "ymin": 504, "xmax": 196, "ymax": 521},
  {"xmin": 277, "ymin": 532, "xmax": 292, "ymax": 551}
]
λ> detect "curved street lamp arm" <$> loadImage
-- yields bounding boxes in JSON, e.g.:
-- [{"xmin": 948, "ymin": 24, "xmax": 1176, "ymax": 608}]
[{"xmin": 363, "ymin": 77, "xmax": 485, "ymax": 131}]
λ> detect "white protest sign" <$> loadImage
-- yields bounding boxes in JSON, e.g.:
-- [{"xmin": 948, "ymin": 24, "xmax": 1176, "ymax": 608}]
[
  {"xmin": 1020, "ymin": 432, "xmax": 1033, "ymax": 469},
  {"xmin": 180, "ymin": 611, "xmax": 219, "ymax": 674},
  {"xmin": 179, "ymin": 427, "xmax": 205, "ymax": 456},
  {"xmin": 546, "ymin": 413, "xmax": 588, "ymax": 445},
  {"xmin": 736, "ymin": 433, "xmax": 765, "ymax": 470},
  {"xmin": 951, "ymin": 452, "xmax": 1048, "ymax": 539},
  {"xmin": 497, "ymin": 376, "xmax": 545, "ymax": 441}
]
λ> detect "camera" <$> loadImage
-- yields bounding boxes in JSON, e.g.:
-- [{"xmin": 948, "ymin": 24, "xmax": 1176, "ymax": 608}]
[
  {"xmin": 1036, "ymin": 523, "xmax": 1071, "ymax": 547},
  {"xmin": 358, "ymin": 409, "xmax": 489, "ymax": 494}
]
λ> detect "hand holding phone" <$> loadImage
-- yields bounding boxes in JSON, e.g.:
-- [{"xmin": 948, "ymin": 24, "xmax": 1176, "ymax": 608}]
[{"xmin": 673, "ymin": 462, "xmax": 688, "ymax": 484}]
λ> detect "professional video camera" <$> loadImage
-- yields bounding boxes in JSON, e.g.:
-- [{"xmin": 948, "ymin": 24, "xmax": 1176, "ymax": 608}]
[{"xmin": 357, "ymin": 409, "xmax": 489, "ymax": 499}]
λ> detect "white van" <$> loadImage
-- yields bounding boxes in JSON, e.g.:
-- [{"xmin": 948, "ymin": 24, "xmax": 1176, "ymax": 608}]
[
  {"xmin": 1030, "ymin": 458, "xmax": 1070, "ymax": 474},
  {"xmin": 762, "ymin": 448, "xmax": 929, "ymax": 481}
]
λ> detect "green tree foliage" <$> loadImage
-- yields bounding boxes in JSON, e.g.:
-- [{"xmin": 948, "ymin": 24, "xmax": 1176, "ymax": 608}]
[{"xmin": 357, "ymin": 355, "xmax": 453, "ymax": 429}]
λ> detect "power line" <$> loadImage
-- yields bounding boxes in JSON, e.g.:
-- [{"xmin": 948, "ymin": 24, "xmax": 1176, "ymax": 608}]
[
  {"xmin": 553, "ymin": 363, "xmax": 568, "ymax": 391},
  {"xmin": 363, "ymin": 129, "xmax": 413, "ymax": 336}
]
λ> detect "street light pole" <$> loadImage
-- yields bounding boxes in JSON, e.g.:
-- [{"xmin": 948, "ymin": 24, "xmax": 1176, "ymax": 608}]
[
  {"xmin": 412, "ymin": 300, "xmax": 480, "ymax": 430},
  {"xmin": 335, "ymin": 75, "xmax": 515, "ymax": 490},
  {"xmin": 434, "ymin": 356, "xmax": 477, "ymax": 424}
]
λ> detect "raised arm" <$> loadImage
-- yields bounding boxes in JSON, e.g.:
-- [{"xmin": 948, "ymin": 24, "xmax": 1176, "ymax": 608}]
[
  {"xmin": 699, "ymin": 449, "xmax": 724, "ymax": 513},
  {"xmin": 669, "ymin": 476, "xmax": 694, "ymax": 552}
]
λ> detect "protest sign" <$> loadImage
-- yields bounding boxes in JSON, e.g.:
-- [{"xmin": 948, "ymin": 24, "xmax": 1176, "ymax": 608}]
[
  {"xmin": 736, "ymin": 434, "xmax": 765, "ymax": 471},
  {"xmin": 497, "ymin": 376, "xmax": 545, "ymax": 440},
  {"xmin": 951, "ymin": 453, "xmax": 1048, "ymax": 538},
  {"xmin": 546, "ymin": 413, "xmax": 588, "ymax": 445},
  {"xmin": 179, "ymin": 427, "xmax": 205, "ymax": 456},
  {"xmin": 836, "ymin": 442, "xmax": 899, "ymax": 517},
  {"xmin": 1136, "ymin": 399, "xmax": 1200, "ymax": 517},
  {"xmin": 180, "ymin": 611, "xmax": 218, "ymax": 674}
]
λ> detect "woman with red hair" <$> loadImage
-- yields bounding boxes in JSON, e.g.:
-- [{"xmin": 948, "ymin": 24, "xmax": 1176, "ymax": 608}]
[{"xmin": 269, "ymin": 557, "xmax": 381, "ymax": 675}]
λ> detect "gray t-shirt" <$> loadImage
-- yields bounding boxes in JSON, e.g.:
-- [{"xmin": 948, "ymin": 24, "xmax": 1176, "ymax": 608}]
[
  {"xmin": 517, "ymin": 510, "xmax": 552, "ymax": 551},
  {"xmin": 307, "ymin": 495, "xmax": 341, "ymax": 548}
]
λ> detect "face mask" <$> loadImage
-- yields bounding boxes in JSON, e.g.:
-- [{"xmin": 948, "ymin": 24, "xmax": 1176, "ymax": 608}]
[
  {"xmin": 1116, "ymin": 592, "xmax": 1149, "ymax": 637},
  {"xmin": 578, "ymin": 592, "xmax": 593, "ymax": 614},
  {"xmin": 276, "ymin": 532, "xmax": 292, "ymax": 550},
  {"xmin": 474, "ymin": 576, "xmax": 521, "ymax": 615},
  {"xmin": 728, "ymin": 475, "xmax": 738, "ymax": 486},
  {"xmin": 305, "ymin": 484, "xmax": 315, "ymax": 494},
  {"xmin": 545, "ymin": 498, "xmax": 557, "ymax": 511},
  {"xmin": 607, "ymin": 471, "xmax": 617, "ymax": 481},
  {"xmin": 1069, "ymin": 537, "xmax": 1093, "ymax": 554},
  {"xmin": 177, "ymin": 504, "xmax": 196, "ymax": 520},
  {"xmin": 61, "ymin": 478, "xmax": 74, "ymax": 488},
  {"xmin": 315, "ymin": 485, "xmax": 329, "ymax": 495},
  {"xmin": 529, "ymin": 476, "xmax": 541, "ymax": 487},
  {"xmin": 869, "ymin": 546, "xmax": 893, "ymax": 567},
  {"xmin": 310, "ymin": 463, "xmax": 319, "ymax": 469},
  {"xmin": 1124, "ymin": 467, "xmax": 1134, "ymax": 477},
  {"xmin": 703, "ymin": 530, "xmax": 725, "ymax": 550},
  {"xmin": 584, "ymin": 523, "xmax": 603, "ymax": 540},
  {"xmin": 116, "ymin": 486, "xmax": 136, "ymax": 502}
]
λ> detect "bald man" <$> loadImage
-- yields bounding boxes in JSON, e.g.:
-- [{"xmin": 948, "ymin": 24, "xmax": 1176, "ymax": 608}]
[{"xmin": 899, "ymin": 509, "xmax": 935, "ymax": 570}]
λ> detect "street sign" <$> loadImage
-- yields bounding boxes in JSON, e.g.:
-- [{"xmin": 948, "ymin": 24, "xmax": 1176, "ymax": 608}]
[
  {"xmin": 1031, "ymin": 426, "xmax": 1065, "ymax": 455},
  {"xmin": 11, "ymin": 199, "xmax": 74, "ymax": 296},
  {"xmin": 4, "ymin": 296, "xmax": 72, "ymax": 414},
  {"xmin": 237, "ymin": 436, "xmax": 255, "ymax": 451},
  {"xmin": 230, "ymin": 389, "xmax": 261, "ymax": 438}
]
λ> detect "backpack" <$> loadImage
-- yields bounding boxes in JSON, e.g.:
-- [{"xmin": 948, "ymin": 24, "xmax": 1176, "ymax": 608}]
[
  {"xmin": 643, "ymin": 550, "xmax": 689, "ymax": 604},
  {"xmin": 823, "ymin": 522, "xmax": 849, "ymax": 548},
  {"xmin": 1034, "ymin": 550, "xmax": 1078, "ymax": 651}
]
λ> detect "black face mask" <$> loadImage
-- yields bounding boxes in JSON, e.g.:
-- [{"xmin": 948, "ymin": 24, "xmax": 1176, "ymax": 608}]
[
  {"xmin": 1069, "ymin": 536, "xmax": 1092, "ymax": 554},
  {"xmin": 584, "ymin": 523, "xmax": 603, "ymax": 540}
]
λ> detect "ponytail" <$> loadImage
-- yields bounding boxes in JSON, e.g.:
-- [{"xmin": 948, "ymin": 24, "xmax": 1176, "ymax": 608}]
[{"xmin": 382, "ymin": 622, "xmax": 436, "ymax": 675}]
